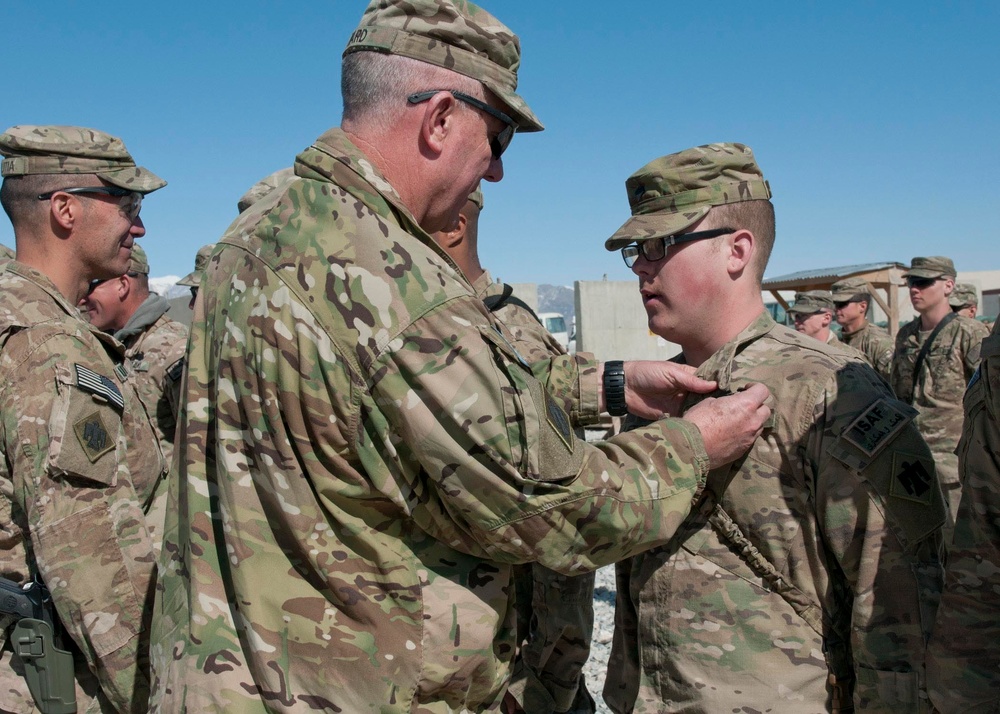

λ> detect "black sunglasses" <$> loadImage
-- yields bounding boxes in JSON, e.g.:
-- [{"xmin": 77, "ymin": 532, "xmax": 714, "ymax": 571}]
[
  {"xmin": 38, "ymin": 186, "xmax": 142, "ymax": 221},
  {"xmin": 86, "ymin": 272, "xmax": 139, "ymax": 296},
  {"xmin": 906, "ymin": 276, "xmax": 943, "ymax": 289},
  {"xmin": 407, "ymin": 90, "xmax": 516, "ymax": 160},
  {"xmin": 621, "ymin": 228, "xmax": 734, "ymax": 268}
]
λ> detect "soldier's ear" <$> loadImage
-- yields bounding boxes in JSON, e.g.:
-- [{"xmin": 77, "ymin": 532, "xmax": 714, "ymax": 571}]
[
  {"xmin": 116, "ymin": 275, "xmax": 131, "ymax": 300},
  {"xmin": 727, "ymin": 228, "xmax": 754, "ymax": 276}
]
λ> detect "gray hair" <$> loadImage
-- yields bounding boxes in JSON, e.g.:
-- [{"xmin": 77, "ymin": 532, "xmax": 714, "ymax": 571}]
[{"xmin": 342, "ymin": 52, "xmax": 484, "ymax": 134}]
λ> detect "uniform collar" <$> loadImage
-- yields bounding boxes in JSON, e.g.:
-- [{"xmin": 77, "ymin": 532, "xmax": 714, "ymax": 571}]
[{"xmin": 691, "ymin": 310, "xmax": 776, "ymax": 392}]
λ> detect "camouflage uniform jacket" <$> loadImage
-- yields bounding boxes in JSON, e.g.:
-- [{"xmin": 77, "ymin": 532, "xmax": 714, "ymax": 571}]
[
  {"xmin": 476, "ymin": 271, "xmax": 597, "ymax": 714},
  {"xmin": 114, "ymin": 295, "xmax": 187, "ymax": 469},
  {"xmin": 606, "ymin": 312, "xmax": 946, "ymax": 714},
  {"xmin": 841, "ymin": 321, "xmax": 894, "ymax": 384},
  {"xmin": 150, "ymin": 128, "xmax": 713, "ymax": 714},
  {"xmin": 0, "ymin": 261, "xmax": 166, "ymax": 713},
  {"xmin": 891, "ymin": 315, "xmax": 989, "ymax": 521},
  {"xmin": 927, "ymin": 318, "xmax": 1000, "ymax": 712}
]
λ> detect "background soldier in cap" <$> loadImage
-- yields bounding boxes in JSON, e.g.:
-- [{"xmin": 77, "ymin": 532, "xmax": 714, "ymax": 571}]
[
  {"xmin": 788, "ymin": 290, "xmax": 841, "ymax": 344},
  {"xmin": 174, "ymin": 242, "xmax": 215, "ymax": 311},
  {"xmin": 603, "ymin": 143, "xmax": 945, "ymax": 713},
  {"xmin": 0, "ymin": 125, "xmax": 167, "ymax": 713},
  {"xmin": 927, "ymin": 317, "xmax": 1000, "ymax": 711},
  {"xmin": 432, "ymin": 187, "xmax": 597, "ymax": 713},
  {"xmin": 831, "ymin": 277, "xmax": 894, "ymax": 382},
  {"xmin": 79, "ymin": 244, "xmax": 188, "ymax": 480},
  {"xmin": 149, "ymin": 2, "xmax": 770, "ymax": 711},
  {"xmin": 0, "ymin": 243, "xmax": 13, "ymax": 261},
  {"xmin": 892, "ymin": 256, "xmax": 989, "ymax": 530},
  {"xmin": 949, "ymin": 282, "xmax": 980, "ymax": 320}
]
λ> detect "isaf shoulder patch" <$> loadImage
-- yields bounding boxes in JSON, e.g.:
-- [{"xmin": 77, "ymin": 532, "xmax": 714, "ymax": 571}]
[
  {"xmin": 842, "ymin": 398, "xmax": 914, "ymax": 457},
  {"xmin": 73, "ymin": 411, "xmax": 114, "ymax": 463}
]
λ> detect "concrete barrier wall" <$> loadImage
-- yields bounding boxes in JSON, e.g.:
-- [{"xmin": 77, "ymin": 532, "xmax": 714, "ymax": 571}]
[{"xmin": 574, "ymin": 280, "xmax": 681, "ymax": 362}]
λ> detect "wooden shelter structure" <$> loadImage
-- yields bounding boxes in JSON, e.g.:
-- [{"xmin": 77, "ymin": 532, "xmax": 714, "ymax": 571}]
[{"xmin": 762, "ymin": 262, "xmax": 909, "ymax": 340}]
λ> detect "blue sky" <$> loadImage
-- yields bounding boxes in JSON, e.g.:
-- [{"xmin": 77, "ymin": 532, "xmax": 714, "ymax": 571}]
[{"xmin": 2, "ymin": 2, "xmax": 997, "ymax": 286}]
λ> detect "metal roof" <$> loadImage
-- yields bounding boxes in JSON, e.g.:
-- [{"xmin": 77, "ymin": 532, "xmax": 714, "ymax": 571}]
[{"xmin": 762, "ymin": 262, "xmax": 907, "ymax": 287}]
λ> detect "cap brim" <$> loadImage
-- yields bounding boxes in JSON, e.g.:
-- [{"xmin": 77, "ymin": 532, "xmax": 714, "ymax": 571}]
[
  {"xmin": 901, "ymin": 269, "xmax": 945, "ymax": 279},
  {"xmin": 176, "ymin": 271, "xmax": 199, "ymax": 287},
  {"xmin": 483, "ymin": 79, "xmax": 543, "ymax": 133},
  {"xmin": 99, "ymin": 165, "xmax": 167, "ymax": 194},
  {"xmin": 787, "ymin": 306, "xmax": 820, "ymax": 314},
  {"xmin": 830, "ymin": 291, "xmax": 861, "ymax": 301},
  {"xmin": 605, "ymin": 206, "xmax": 709, "ymax": 251}
]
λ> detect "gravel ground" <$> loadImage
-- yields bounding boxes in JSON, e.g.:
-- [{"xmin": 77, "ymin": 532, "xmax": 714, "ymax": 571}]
[{"xmin": 582, "ymin": 565, "xmax": 616, "ymax": 714}]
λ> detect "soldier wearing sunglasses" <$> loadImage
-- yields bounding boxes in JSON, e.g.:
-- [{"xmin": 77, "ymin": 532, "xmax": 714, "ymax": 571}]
[
  {"xmin": 892, "ymin": 256, "xmax": 990, "ymax": 534},
  {"xmin": 0, "ymin": 125, "xmax": 168, "ymax": 713}
]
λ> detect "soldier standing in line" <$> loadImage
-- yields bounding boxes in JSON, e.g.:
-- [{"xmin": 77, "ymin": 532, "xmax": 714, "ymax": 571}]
[
  {"xmin": 927, "ymin": 316, "xmax": 1000, "ymax": 711},
  {"xmin": 603, "ymin": 143, "xmax": 945, "ymax": 713},
  {"xmin": 174, "ymin": 243, "xmax": 215, "ymax": 312},
  {"xmin": 148, "ymin": 2, "xmax": 771, "ymax": 711},
  {"xmin": 949, "ymin": 283, "xmax": 980, "ymax": 320},
  {"xmin": 892, "ymin": 256, "xmax": 990, "ymax": 530},
  {"xmin": 788, "ymin": 290, "xmax": 846, "ymax": 345},
  {"xmin": 432, "ymin": 187, "xmax": 597, "ymax": 714},
  {"xmin": 0, "ymin": 125, "xmax": 167, "ymax": 713},
  {"xmin": 831, "ymin": 276, "xmax": 895, "ymax": 382},
  {"xmin": 79, "ymin": 244, "xmax": 187, "ymax": 520}
]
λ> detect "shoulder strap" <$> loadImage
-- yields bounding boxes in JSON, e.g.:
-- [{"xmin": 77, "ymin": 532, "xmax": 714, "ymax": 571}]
[
  {"xmin": 910, "ymin": 312, "xmax": 958, "ymax": 401},
  {"xmin": 483, "ymin": 283, "xmax": 543, "ymax": 325}
]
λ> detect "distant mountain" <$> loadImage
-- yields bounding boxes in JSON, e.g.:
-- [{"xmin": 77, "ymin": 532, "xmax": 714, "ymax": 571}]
[
  {"xmin": 537, "ymin": 284, "xmax": 575, "ymax": 331},
  {"xmin": 149, "ymin": 275, "xmax": 190, "ymax": 300}
]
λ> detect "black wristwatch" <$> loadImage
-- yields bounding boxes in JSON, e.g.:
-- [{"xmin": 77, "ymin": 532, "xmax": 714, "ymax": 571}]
[{"xmin": 603, "ymin": 360, "xmax": 627, "ymax": 416}]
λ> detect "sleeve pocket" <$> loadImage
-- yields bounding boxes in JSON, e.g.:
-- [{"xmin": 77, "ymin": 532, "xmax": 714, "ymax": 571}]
[{"xmin": 46, "ymin": 363, "xmax": 122, "ymax": 486}]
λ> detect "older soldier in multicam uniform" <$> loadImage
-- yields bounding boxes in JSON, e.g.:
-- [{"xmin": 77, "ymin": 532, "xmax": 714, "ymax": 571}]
[
  {"xmin": 148, "ymin": 3, "xmax": 771, "ymax": 713},
  {"xmin": 0, "ymin": 126, "xmax": 167, "ymax": 713},
  {"xmin": 79, "ymin": 244, "xmax": 187, "ymax": 471},
  {"xmin": 949, "ymin": 282, "xmax": 980, "ymax": 320},
  {"xmin": 927, "ymin": 317, "xmax": 1000, "ymax": 712},
  {"xmin": 831, "ymin": 277, "xmax": 894, "ymax": 382},
  {"xmin": 892, "ymin": 257, "xmax": 990, "ymax": 530},
  {"xmin": 603, "ymin": 143, "xmax": 946, "ymax": 714},
  {"xmin": 432, "ymin": 187, "xmax": 597, "ymax": 713}
]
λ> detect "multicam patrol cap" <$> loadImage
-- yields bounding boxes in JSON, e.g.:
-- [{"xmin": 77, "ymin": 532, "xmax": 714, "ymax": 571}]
[
  {"xmin": 128, "ymin": 244, "xmax": 150, "ymax": 275},
  {"xmin": 237, "ymin": 167, "xmax": 295, "ymax": 214},
  {"xmin": 606, "ymin": 143, "xmax": 771, "ymax": 250},
  {"xmin": 344, "ymin": 0, "xmax": 543, "ymax": 132},
  {"xmin": 903, "ymin": 256, "xmax": 956, "ymax": 279},
  {"xmin": 830, "ymin": 277, "xmax": 872, "ymax": 302},
  {"xmin": 949, "ymin": 283, "xmax": 978, "ymax": 309},
  {"xmin": 787, "ymin": 290, "xmax": 835, "ymax": 315},
  {"xmin": 177, "ymin": 243, "xmax": 216, "ymax": 288},
  {"xmin": 0, "ymin": 125, "xmax": 166, "ymax": 194}
]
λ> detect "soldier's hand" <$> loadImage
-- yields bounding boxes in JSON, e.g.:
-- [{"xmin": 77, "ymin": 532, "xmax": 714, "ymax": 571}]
[
  {"xmin": 620, "ymin": 361, "xmax": 718, "ymax": 418},
  {"xmin": 684, "ymin": 383, "xmax": 770, "ymax": 470}
]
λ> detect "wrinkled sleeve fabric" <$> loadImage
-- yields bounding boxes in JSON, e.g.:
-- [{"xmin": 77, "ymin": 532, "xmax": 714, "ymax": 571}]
[{"xmin": 358, "ymin": 294, "xmax": 710, "ymax": 574}]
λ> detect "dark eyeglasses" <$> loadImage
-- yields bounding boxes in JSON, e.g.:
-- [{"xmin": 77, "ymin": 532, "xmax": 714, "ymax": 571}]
[
  {"xmin": 38, "ymin": 186, "xmax": 142, "ymax": 221},
  {"xmin": 407, "ymin": 90, "xmax": 517, "ymax": 160},
  {"xmin": 621, "ymin": 228, "xmax": 734, "ymax": 268},
  {"xmin": 906, "ymin": 276, "xmax": 942, "ymax": 289},
  {"xmin": 86, "ymin": 272, "xmax": 139, "ymax": 295},
  {"xmin": 833, "ymin": 298, "xmax": 864, "ymax": 309}
]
